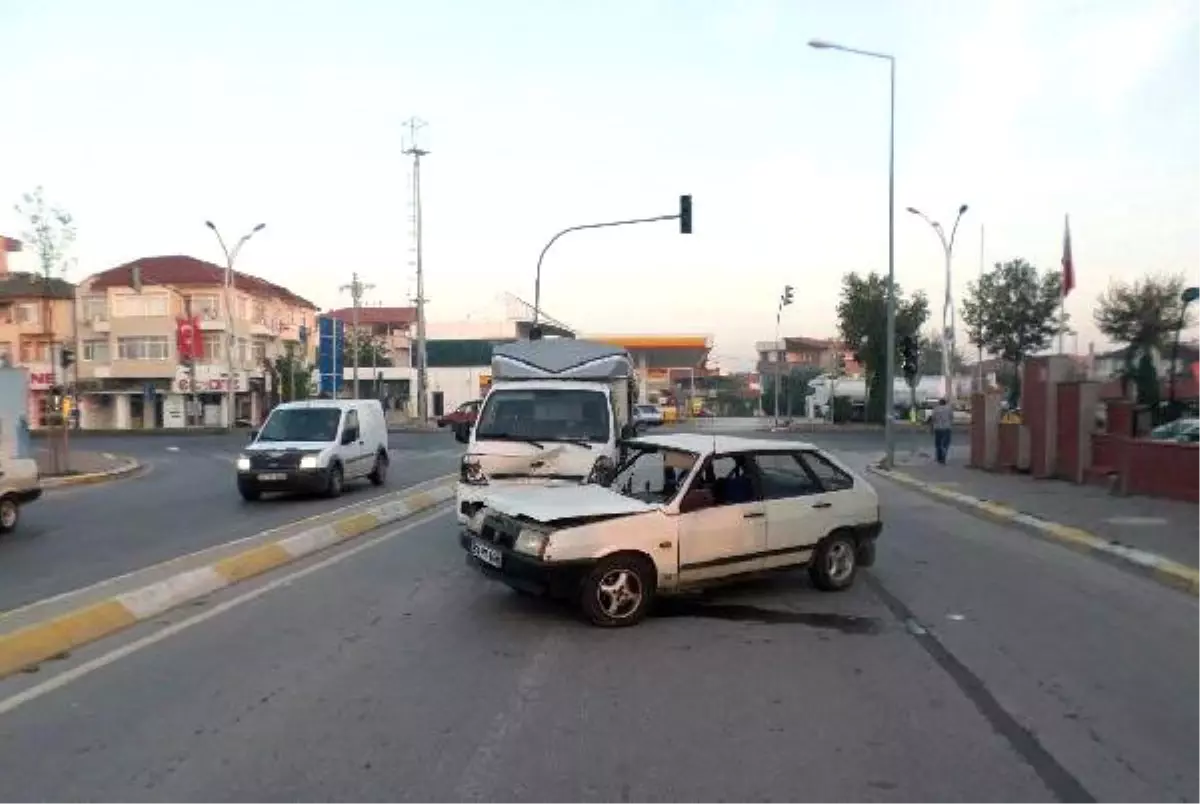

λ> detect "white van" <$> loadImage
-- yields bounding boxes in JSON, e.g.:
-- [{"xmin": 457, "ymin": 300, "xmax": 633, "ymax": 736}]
[
  {"xmin": 236, "ymin": 399, "xmax": 389, "ymax": 501},
  {"xmin": 0, "ymin": 456, "xmax": 41, "ymax": 533}
]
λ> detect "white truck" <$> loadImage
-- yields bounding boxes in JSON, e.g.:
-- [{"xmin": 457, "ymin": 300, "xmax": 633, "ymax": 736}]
[{"xmin": 456, "ymin": 338, "xmax": 639, "ymax": 533}]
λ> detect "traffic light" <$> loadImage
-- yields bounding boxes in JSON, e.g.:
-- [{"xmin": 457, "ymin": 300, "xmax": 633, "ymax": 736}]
[
  {"xmin": 781, "ymin": 285, "xmax": 794, "ymax": 306},
  {"xmin": 679, "ymin": 195, "xmax": 692, "ymax": 235},
  {"xmin": 60, "ymin": 345, "xmax": 75, "ymax": 370},
  {"xmin": 901, "ymin": 336, "xmax": 918, "ymax": 380}
]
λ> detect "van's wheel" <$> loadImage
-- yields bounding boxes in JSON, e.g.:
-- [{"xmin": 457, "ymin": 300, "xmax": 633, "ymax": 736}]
[
  {"xmin": 0, "ymin": 497, "xmax": 19, "ymax": 533},
  {"xmin": 579, "ymin": 553, "xmax": 656, "ymax": 627},
  {"xmin": 809, "ymin": 531, "xmax": 859, "ymax": 592},
  {"xmin": 325, "ymin": 464, "xmax": 344, "ymax": 498},
  {"xmin": 368, "ymin": 451, "xmax": 389, "ymax": 486}
]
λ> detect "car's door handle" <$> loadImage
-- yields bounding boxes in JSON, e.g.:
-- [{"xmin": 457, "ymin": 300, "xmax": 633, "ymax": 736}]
[
  {"xmin": 811, "ymin": 502, "xmax": 832, "ymax": 509},
  {"xmin": 743, "ymin": 511, "xmax": 765, "ymax": 519}
]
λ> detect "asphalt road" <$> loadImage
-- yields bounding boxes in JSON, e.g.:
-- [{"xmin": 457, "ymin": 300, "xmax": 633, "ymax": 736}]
[
  {"xmin": 0, "ymin": 431, "xmax": 462, "ymax": 614},
  {"xmin": 0, "ymin": 453, "xmax": 1193, "ymax": 801}
]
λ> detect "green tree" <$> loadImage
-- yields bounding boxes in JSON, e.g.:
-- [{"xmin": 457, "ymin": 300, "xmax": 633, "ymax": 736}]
[
  {"xmin": 762, "ymin": 366, "xmax": 822, "ymax": 417},
  {"xmin": 962, "ymin": 258, "xmax": 1064, "ymax": 407},
  {"xmin": 15, "ymin": 186, "xmax": 76, "ymax": 279},
  {"xmin": 1094, "ymin": 273, "xmax": 1195, "ymax": 404},
  {"xmin": 917, "ymin": 328, "xmax": 967, "ymax": 377},
  {"xmin": 341, "ymin": 332, "xmax": 393, "ymax": 369},
  {"xmin": 273, "ymin": 352, "xmax": 314, "ymax": 402},
  {"xmin": 836, "ymin": 272, "xmax": 930, "ymax": 422}
]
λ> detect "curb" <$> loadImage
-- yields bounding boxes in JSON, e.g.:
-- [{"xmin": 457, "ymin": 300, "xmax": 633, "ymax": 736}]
[
  {"xmin": 867, "ymin": 466, "xmax": 1199, "ymax": 596},
  {"xmin": 0, "ymin": 480, "xmax": 456, "ymax": 679},
  {"xmin": 40, "ymin": 458, "xmax": 142, "ymax": 489}
]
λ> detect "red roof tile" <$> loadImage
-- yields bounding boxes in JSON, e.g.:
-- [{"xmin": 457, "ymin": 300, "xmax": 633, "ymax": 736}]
[
  {"xmin": 324, "ymin": 306, "xmax": 416, "ymax": 326},
  {"xmin": 86, "ymin": 255, "xmax": 318, "ymax": 309}
]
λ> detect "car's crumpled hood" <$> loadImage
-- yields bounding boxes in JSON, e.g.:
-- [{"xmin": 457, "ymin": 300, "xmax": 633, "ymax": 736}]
[
  {"xmin": 468, "ymin": 440, "xmax": 598, "ymax": 479},
  {"xmin": 483, "ymin": 484, "xmax": 654, "ymax": 524}
]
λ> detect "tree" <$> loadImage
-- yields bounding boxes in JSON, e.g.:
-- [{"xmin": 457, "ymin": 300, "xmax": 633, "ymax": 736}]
[
  {"xmin": 918, "ymin": 328, "xmax": 966, "ymax": 377},
  {"xmin": 962, "ymin": 258, "xmax": 1064, "ymax": 407},
  {"xmin": 273, "ymin": 352, "xmax": 314, "ymax": 402},
  {"xmin": 15, "ymin": 186, "xmax": 76, "ymax": 279},
  {"xmin": 341, "ymin": 332, "xmax": 393, "ymax": 369},
  {"xmin": 836, "ymin": 272, "xmax": 929, "ymax": 422},
  {"xmin": 762, "ymin": 365, "xmax": 822, "ymax": 418},
  {"xmin": 1094, "ymin": 273, "xmax": 1195, "ymax": 403}
]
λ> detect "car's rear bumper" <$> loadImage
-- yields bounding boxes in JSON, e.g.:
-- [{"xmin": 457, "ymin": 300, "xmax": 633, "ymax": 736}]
[
  {"xmin": 459, "ymin": 530, "xmax": 592, "ymax": 598},
  {"xmin": 237, "ymin": 468, "xmax": 330, "ymax": 494}
]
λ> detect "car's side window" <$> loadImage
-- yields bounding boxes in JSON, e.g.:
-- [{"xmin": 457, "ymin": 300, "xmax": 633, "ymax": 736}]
[
  {"xmin": 683, "ymin": 454, "xmax": 760, "ymax": 510},
  {"xmin": 343, "ymin": 410, "xmax": 360, "ymax": 439},
  {"xmin": 753, "ymin": 452, "xmax": 823, "ymax": 499},
  {"xmin": 798, "ymin": 451, "xmax": 854, "ymax": 492}
]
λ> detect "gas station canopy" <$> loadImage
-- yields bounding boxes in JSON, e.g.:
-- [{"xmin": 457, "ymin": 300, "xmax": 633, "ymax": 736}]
[{"xmin": 583, "ymin": 335, "xmax": 713, "ymax": 372}]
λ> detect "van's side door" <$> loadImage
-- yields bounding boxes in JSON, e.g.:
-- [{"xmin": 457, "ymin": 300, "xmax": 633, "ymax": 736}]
[{"xmin": 338, "ymin": 409, "xmax": 368, "ymax": 477}]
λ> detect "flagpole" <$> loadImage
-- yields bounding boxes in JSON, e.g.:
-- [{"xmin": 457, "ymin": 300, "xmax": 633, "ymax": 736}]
[{"xmin": 1060, "ymin": 214, "xmax": 1070, "ymax": 354}]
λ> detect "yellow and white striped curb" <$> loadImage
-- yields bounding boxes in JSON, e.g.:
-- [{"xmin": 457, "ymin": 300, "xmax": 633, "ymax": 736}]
[
  {"xmin": 868, "ymin": 466, "xmax": 1199, "ymax": 596},
  {"xmin": 0, "ymin": 480, "xmax": 455, "ymax": 679}
]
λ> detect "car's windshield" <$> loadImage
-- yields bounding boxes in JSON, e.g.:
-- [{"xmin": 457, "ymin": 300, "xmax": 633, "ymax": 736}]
[
  {"xmin": 636, "ymin": 405, "xmax": 657, "ymax": 414},
  {"xmin": 475, "ymin": 388, "xmax": 610, "ymax": 443},
  {"xmin": 257, "ymin": 408, "xmax": 342, "ymax": 443},
  {"xmin": 611, "ymin": 447, "xmax": 697, "ymax": 504}
]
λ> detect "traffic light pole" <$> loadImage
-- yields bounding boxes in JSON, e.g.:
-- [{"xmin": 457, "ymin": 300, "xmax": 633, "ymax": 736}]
[
  {"xmin": 532, "ymin": 195, "xmax": 692, "ymax": 328},
  {"xmin": 773, "ymin": 285, "xmax": 794, "ymax": 429}
]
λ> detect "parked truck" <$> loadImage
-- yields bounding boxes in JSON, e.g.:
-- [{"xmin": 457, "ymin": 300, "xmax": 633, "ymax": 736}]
[
  {"xmin": 455, "ymin": 338, "xmax": 639, "ymax": 532},
  {"xmin": 0, "ymin": 368, "xmax": 42, "ymax": 533}
]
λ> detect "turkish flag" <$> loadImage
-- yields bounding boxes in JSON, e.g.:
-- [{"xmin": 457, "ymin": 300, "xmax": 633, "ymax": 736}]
[{"xmin": 177, "ymin": 317, "xmax": 201, "ymax": 361}]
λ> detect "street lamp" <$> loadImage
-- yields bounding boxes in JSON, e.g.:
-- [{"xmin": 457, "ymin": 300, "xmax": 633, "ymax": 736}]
[
  {"xmin": 809, "ymin": 38, "xmax": 898, "ymax": 467},
  {"xmin": 907, "ymin": 203, "xmax": 969, "ymax": 405},
  {"xmin": 1169, "ymin": 285, "xmax": 1200, "ymax": 412},
  {"xmin": 205, "ymin": 221, "xmax": 266, "ymax": 429}
]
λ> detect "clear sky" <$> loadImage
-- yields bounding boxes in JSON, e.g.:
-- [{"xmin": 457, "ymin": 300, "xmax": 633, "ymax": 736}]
[{"xmin": 3, "ymin": 0, "xmax": 1197, "ymax": 371}]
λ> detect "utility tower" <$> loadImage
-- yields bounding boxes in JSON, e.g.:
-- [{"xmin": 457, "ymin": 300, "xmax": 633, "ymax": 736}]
[
  {"xmin": 339, "ymin": 271, "xmax": 375, "ymax": 399},
  {"xmin": 403, "ymin": 116, "xmax": 430, "ymax": 423}
]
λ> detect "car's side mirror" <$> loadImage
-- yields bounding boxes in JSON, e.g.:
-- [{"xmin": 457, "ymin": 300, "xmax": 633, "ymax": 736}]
[
  {"xmin": 248, "ymin": 429, "xmax": 259, "ymax": 442},
  {"xmin": 454, "ymin": 425, "xmax": 471, "ymax": 444},
  {"xmin": 341, "ymin": 427, "xmax": 359, "ymax": 445},
  {"xmin": 620, "ymin": 423, "xmax": 638, "ymax": 440}
]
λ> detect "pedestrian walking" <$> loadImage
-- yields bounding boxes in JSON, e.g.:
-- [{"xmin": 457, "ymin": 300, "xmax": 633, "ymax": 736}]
[{"xmin": 931, "ymin": 397, "xmax": 953, "ymax": 464}]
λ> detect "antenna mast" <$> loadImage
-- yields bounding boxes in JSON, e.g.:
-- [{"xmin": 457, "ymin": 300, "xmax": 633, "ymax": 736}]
[
  {"xmin": 339, "ymin": 271, "xmax": 375, "ymax": 400},
  {"xmin": 403, "ymin": 116, "xmax": 430, "ymax": 424}
]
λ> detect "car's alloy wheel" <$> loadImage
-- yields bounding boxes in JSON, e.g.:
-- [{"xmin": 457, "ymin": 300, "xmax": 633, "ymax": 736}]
[{"xmin": 581, "ymin": 555, "xmax": 655, "ymax": 627}]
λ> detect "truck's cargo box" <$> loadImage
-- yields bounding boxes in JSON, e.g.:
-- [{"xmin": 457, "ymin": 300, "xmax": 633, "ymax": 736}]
[{"xmin": 492, "ymin": 340, "xmax": 634, "ymax": 381}]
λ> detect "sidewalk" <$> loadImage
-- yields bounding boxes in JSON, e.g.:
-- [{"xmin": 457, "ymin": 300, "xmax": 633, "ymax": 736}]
[
  {"xmin": 876, "ymin": 452, "xmax": 1199, "ymax": 571},
  {"xmin": 33, "ymin": 448, "xmax": 139, "ymax": 486}
]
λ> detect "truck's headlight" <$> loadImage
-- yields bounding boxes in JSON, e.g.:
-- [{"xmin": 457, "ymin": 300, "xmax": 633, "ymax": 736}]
[
  {"xmin": 236, "ymin": 455, "xmax": 251, "ymax": 471},
  {"xmin": 460, "ymin": 456, "xmax": 488, "ymax": 485},
  {"xmin": 299, "ymin": 455, "xmax": 319, "ymax": 470},
  {"xmin": 514, "ymin": 528, "xmax": 549, "ymax": 558}
]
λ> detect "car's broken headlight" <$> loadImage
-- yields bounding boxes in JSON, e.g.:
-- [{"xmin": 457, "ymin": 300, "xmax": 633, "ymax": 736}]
[
  {"xmin": 586, "ymin": 455, "xmax": 616, "ymax": 485},
  {"xmin": 460, "ymin": 455, "xmax": 488, "ymax": 485},
  {"xmin": 514, "ymin": 527, "xmax": 550, "ymax": 558}
]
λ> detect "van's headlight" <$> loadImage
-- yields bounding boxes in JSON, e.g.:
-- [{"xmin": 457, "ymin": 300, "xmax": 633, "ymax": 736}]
[
  {"xmin": 586, "ymin": 455, "xmax": 616, "ymax": 485},
  {"xmin": 299, "ymin": 455, "xmax": 320, "ymax": 470},
  {"xmin": 236, "ymin": 455, "xmax": 251, "ymax": 471},
  {"xmin": 514, "ymin": 528, "xmax": 550, "ymax": 558},
  {"xmin": 460, "ymin": 456, "xmax": 488, "ymax": 485}
]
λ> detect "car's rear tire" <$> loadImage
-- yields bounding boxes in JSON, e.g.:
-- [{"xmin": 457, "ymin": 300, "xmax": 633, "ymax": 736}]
[
  {"xmin": 809, "ymin": 531, "xmax": 859, "ymax": 592},
  {"xmin": 325, "ymin": 464, "xmax": 344, "ymax": 498},
  {"xmin": 579, "ymin": 553, "xmax": 656, "ymax": 627},
  {"xmin": 369, "ymin": 451, "xmax": 389, "ymax": 486},
  {"xmin": 0, "ymin": 496, "xmax": 19, "ymax": 533}
]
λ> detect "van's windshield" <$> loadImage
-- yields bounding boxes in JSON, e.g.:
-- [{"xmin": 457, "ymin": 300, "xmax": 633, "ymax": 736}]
[
  {"xmin": 258, "ymin": 408, "xmax": 342, "ymax": 442},
  {"xmin": 475, "ymin": 388, "xmax": 610, "ymax": 444}
]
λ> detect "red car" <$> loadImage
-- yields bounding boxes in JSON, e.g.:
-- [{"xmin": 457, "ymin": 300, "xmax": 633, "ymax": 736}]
[{"xmin": 438, "ymin": 399, "xmax": 480, "ymax": 430}]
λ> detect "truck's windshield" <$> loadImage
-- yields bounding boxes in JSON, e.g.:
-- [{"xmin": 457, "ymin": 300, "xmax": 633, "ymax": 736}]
[{"xmin": 475, "ymin": 388, "xmax": 610, "ymax": 444}]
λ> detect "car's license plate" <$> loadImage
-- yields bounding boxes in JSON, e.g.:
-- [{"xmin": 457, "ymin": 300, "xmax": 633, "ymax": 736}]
[
  {"xmin": 470, "ymin": 539, "xmax": 503, "ymax": 569},
  {"xmin": 257, "ymin": 473, "xmax": 287, "ymax": 481}
]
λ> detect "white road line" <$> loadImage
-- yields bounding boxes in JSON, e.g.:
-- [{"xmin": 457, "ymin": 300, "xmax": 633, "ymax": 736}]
[{"xmin": 0, "ymin": 506, "xmax": 453, "ymax": 717}]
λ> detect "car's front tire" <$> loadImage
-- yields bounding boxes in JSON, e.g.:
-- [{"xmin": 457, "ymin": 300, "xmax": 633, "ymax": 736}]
[
  {"xmin": 809, "ymin": 531, "xmax": 859, "ymax": 592},
  {"xmin": 580, "ymin": 553, "xmax": 656, "ymax": 627},
  {"xmin": 325, "ymin": 464, "xmax": 344, "ymax": 498},
  {"xmin": 0, "ymin": 496, "xmax": 19, "ymax": 533}
]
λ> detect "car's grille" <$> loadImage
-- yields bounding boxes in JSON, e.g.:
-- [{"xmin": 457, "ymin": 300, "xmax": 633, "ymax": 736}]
[
  {"xmin": 249, "ymin": 451, "xmax": 305, "ymax": 471},
  {"xmin": 479, "ymin": 512, "xmax": 520, "ymax": 549}
]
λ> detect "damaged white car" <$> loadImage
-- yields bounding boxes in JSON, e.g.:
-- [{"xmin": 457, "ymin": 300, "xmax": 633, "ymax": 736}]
[{"xmin": 461, "ymin": 433, "xmax": 883, "ymax": 627}]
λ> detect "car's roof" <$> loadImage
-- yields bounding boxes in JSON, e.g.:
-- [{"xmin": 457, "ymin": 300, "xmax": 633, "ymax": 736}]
[
  {"xmin": 273, "ymin": 399, "xmax": 380, "ymax": 411},
  {"xmin": 628, "ymin": 432, "xmax": 818, "ymax": 456}
]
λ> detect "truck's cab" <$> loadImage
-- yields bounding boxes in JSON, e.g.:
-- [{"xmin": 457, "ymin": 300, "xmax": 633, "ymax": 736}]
[{"xmin": 456, "ymin": 339, "xmax": 638, "ymax": 533}]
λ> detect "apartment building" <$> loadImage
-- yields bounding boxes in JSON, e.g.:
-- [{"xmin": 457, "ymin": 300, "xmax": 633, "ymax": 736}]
[
  {"xmin": 73, "ymin": 255, "xmax": 319, "ymax": 429},
  {"xmin": 755, "ymin": 336, "xmax": 863, "ymax": 378},
  {"xmin": 0, "ymin": 235, "xmax": 76, "ymax": 425}
]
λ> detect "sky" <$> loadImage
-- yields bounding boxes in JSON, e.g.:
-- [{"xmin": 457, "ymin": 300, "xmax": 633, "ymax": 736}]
[{"xmin": 2, "ymin": 0, "xmax": 1198, "ymax": 372}]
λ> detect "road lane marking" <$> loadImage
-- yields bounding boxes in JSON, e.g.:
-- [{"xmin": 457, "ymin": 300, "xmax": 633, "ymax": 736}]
[
  {"xmin": 0, "ymin": 507, "xmax": 452, "ymax": 717},
  {"xmin": 0, "ymin": 473, "xmax": 456, "ymax": 624}
]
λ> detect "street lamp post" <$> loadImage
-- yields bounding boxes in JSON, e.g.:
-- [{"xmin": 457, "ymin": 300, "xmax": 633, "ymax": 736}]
[
  {"xmin": 205, "ymin": 221, "xmax": 266, "ymax": 429},
  {"xmin": 1169, "ymin": 286, "xmax": 1200, "ymax": 413},
  {"xmin": 809, "ymin": 38, "xmax": 897, "ymax": 467},
  {"xmin": 907, "ymin": 204, "xmax": 969, "ymax": 405}
]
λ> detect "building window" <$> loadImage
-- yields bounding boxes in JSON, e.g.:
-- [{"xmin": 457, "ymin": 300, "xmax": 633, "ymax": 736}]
[
  {"xmin": 113, "ymin": 294, "xmax": 169, "ymax": 318},
  {"xmin": 0, "ymin": 342, "xmax": 12, "ymax": 366},
  {"xmin": 188, "ymin": 294, "xmax": 222, "ymax": 321},
  {"xmin": 81, "ymin": 295, "xmax": 108, "ymax": 321},
  {"xmin": 201, "ymin": 333, "xmax": 223, "ymax": 361},
  {"xmin": 117, "ymin": 336, "xmax": 170, "ymax": 360},
  {"xmin": 82, "ymin": 339, "xmax": 110, "ymax": 362},
  {"xmin": 252, "ymin": 340, "xmax": 267, "ymax": 364},
  {"xmin": 15, "ymin": 302, "xmax": 40, "ymax": 325},
  {"xmin": 19, "ymin": 338, "xmax": 52, "ymax": 364},
  {"xmin": 237, "ymin": 337, "xmax": 249, "ymax": 365},
  {"xmin": 252, "ymin": 301, "xmax": 266, "ymax": 323}
]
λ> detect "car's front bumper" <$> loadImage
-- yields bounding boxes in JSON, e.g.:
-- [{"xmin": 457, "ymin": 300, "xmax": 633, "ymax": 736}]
[
  {"xmin": 459, "ymin": 530, "xmax": 593, "ymax": 598},
  {"xmin": 237, "ymin": 467, "xmax": 330, "ymax": 494}
]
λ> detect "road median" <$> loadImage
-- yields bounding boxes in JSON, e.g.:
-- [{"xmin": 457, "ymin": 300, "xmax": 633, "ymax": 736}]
[
  {"xmin": 40, "ymin": 456, "xmax": 142, "ymax": 489},
  {"xmin": 0, "ymin": 478, "xmax": 455, "ymax": 680},
  {"xmin": 869, "ymin": 465, "xmax": 1199, "ymax": 596}
]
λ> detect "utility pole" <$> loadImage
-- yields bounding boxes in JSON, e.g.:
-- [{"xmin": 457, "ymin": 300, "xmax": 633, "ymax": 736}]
[
  {"xmin": 339, "ymin": 272, "xmax": 375, "ymax": 400},
  {"xmin": 205, "ymin": 221, "xmax": 266, "ymax": 428},
  {"xmin": 403, "ymin": 116, "xmax": 430, "ymax": 423}
]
